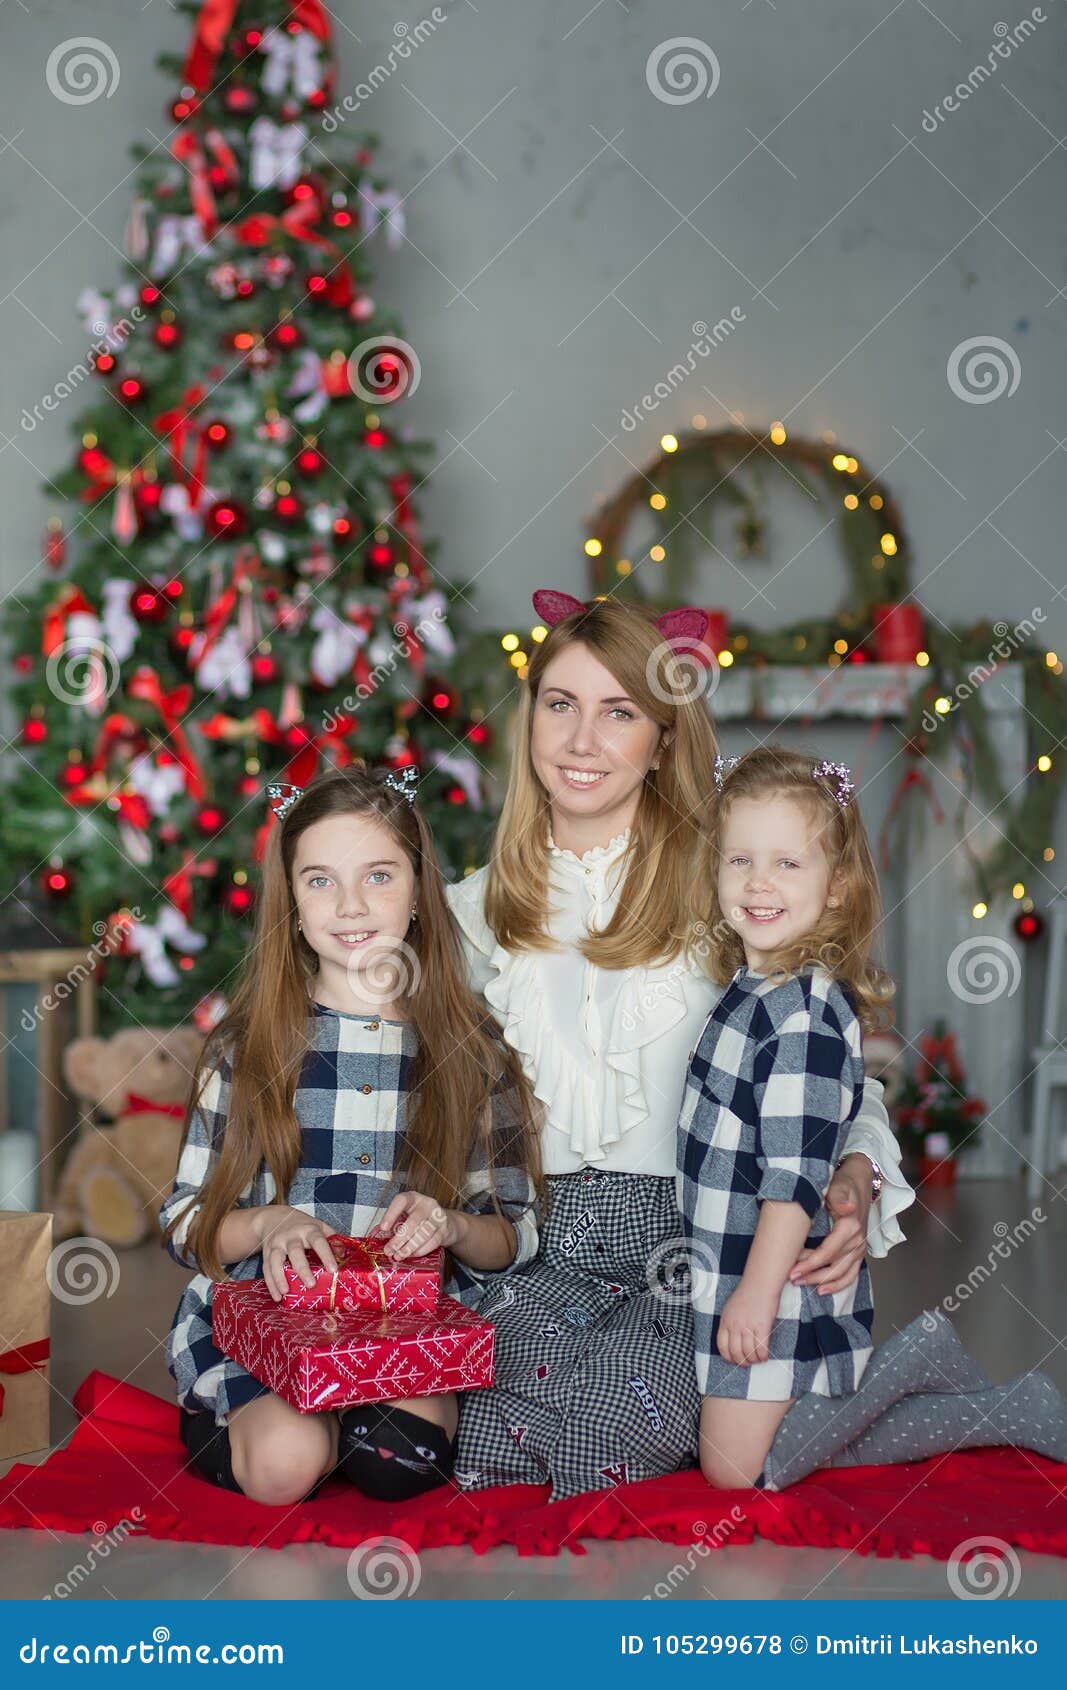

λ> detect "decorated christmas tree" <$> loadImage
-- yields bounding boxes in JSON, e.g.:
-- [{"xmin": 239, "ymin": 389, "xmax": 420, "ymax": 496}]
[{"xmin": 2, "ymin": 1, "xmax": 497, "ymax": 1029}]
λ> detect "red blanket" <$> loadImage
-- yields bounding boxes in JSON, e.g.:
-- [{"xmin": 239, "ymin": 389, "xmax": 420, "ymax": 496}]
[{"xmin": 2, "ymin": 1372, "xmax": 1066, "ymax": 1559}]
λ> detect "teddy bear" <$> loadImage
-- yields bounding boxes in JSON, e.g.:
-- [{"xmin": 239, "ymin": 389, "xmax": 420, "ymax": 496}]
[{"xmin": 54, "ymin": 1026, "xmax": 203, "ymax": 1248}]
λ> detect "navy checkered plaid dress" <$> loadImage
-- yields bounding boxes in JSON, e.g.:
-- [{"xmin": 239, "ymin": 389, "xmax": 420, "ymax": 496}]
[
  {"xmin": 160, "ymin": 1003, "xmax": 540, "ymax": 1426},
  {"xmin": 676, "ymin": 965, "xmax": 874, "ymax": 1401}
]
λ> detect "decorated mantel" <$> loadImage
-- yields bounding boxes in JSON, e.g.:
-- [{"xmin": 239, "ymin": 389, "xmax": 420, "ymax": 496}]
[{"xmin": 493, "ymin": 423, "xmax": 1065, "ymax": 1180}]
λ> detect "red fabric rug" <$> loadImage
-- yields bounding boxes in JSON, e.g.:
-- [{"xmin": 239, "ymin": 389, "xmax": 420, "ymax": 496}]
[{"xmin": 2, "ymin": 1371, "xmax": 1067, "ymax": 1559}]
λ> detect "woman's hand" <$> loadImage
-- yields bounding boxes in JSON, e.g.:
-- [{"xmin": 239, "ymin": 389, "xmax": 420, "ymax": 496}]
[
  {"xmin": 379, "ymin": 1191, "xmax": 464, "ymax": 1259},
  {"xmin": 717, "ymin": 1281, "xmax": 778, "ymax": 1366},
  {"xmin": 788, "ymin": 1155, "xmax": 873, "ymax": 1296},
  {"xmin": 255, "ymin": 1206, "xmax": 339, "ymax": 1301}
]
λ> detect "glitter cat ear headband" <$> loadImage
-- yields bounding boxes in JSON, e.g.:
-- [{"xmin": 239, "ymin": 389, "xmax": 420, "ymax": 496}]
[
  {"xmin": 713, "ymin": 754, "xmax": 855, "ymax": 807},
  {"xmin": 531, "ymin": 589, "xmax": 711, "ymax": 654},
  {"xmin": 266, "ymin": 764, "xmax": 420, "ymax": 822}
]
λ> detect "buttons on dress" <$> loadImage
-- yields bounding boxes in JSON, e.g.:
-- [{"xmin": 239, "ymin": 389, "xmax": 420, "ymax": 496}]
[
  {"xmin": 368, "ymin": 1021, "xmax": 380, "ymax": 1031},
  {"xmin": 359, "ymin": 1154, "xmax": 370, "ymax": 1165},
  {"xmin": 361, "ymin": 1084, "xmax": 372, "ymax": 1095}
]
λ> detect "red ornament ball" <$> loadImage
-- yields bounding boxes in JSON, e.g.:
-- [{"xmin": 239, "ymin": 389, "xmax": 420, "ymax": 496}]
[
  {"xmin": 274, "ymin": 492, "xmax": 303, "ymax": 522},
  {"xmin": 13, "ymin": 653, "xmax": 33, "ymax": 674},
  {"xmin": 238, "ymin": 774, "xmax": 260, "ymax": 797},
  {"xmin": 296, "ymin": 446, "xmax": 325, "ymax": 477},
  {"xmin": 170, "ymin": 96, "xmax": 198, "ymax": 122},
  {"xmin": 172, "ymin": 625, "xmax": 196, "ymax": 655},
  {"xmin": 224, "ymin": 85, "xmax": 258, "ymax": 112},
  {"xmin": 445, "ymin": 784, "xmax": 468, "ymax": 806},
  {"xmin": 62, "ymin": 761, "xmax": 88, "ymax": 788},
  {"xmin": 251, "ymin": 653, "xmax": 278, "ymax": 684},
  {"xmin": 136, "ymin": 480, "xmax": 162, "ymax": 513},
  {"xmin": 117, "ymin": 375, "xmax": 146, "ymax": 403},
  {"xmin": 205, "ymin": 420, "xmax": 230, "ymax": 449},
  {"xmin": 129, "ymin": 584, "xmax": 169, "ymax": 622},
  {"xmin": 269, "ymin": 321, "xmax": 303, "ymax": 350},
  {"xmin": 93, "ymin": 352, "xmax": 116, "ymax": 375},
  {"xmin": 139, "ymin": 285, "xmax": 160, "ymax": 307},
  {"xmin": 206, "ymin": 499, "xmax": 247, "ymax": 536},
  {"xmin": 41, "ymin": 865, "xmax": 73, "ymax": 898},
  {"xmin": 364, "ymin": 428, "xmax": 387, "ymax": 449},
  {"xmin": 78, "ymin": 445, "xmax": 110, "ymax": 477},
  {"xmin": 196, "ymin": 805, "xmax": 226, "ymax": 835},
  {"xmin": 23, "ymin": 717, "xmax": 48, "ymax": 744},
  {"xmin": 224, "ymin": 884, "xmax": 256, "ymax": 916},
  {"xmin": 154, "ymin": 321, "xmax": 181, "ymax": 349},
  {"xmin": 1014, "ymin": 908, "xmax": 1045, "ymax": 943}
]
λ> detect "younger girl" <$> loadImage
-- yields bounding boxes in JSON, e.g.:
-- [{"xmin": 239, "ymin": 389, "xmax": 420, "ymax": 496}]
[
  {"xmin": 679, "ymin": 745, "xmax": 1067, "ymax": 1491},
  {"xmin": 677, "ymin": 744, "xmax": 894, "ymax": 1489},
  {"xmin": 160, "ymin": 765, "xmax": 544, "ymax": 1508}
]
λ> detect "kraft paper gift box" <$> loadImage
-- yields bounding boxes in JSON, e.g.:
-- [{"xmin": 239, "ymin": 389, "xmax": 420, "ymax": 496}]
[
  {"xmin": 0, "ymin": 1210, "xmax": 52, "ymax": 1461},
  {"xmin": 213, "ymin": 1278, "xmax": 494, "ymax": 1412},
  {"xmin": 281, "ymin": 1231, "xmax": 443, "ymax": 1314}
]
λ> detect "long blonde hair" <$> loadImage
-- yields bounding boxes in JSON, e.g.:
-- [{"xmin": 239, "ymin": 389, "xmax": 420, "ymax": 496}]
[
  {"xmin": 485, "ymin": 597, "xmax": 719, "ymax": 970},
  {"xmin": 705, "ymin": 744, "xmax": 896, "ymax": 1030},
  {"xmin": 162, "ymin": 766, "xmax": 544, "ymax": 1280}
]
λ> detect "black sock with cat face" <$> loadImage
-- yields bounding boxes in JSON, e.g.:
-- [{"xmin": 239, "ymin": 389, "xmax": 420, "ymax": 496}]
[{"xmin": 338, "ymin": 1404, "xmax": 455, "ymax": 1500}]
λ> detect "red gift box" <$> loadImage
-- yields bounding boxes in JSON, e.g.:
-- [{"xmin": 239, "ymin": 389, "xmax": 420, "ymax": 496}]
[
  {"xmin": 281, "ymin": 1232, "xmax": 443, "ymax": 1314},
  {"xmin": 213, "ymin": 1278, "xmax": 494, "ymax": 1412}
]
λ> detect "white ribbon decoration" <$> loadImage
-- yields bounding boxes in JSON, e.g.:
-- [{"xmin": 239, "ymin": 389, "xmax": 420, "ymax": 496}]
[
  {"xmin": 128, "ymin": 904, "xmax": 207, "ymax": 989},
  {"xmin": 191, "ymin": 624, "xmax": 252, "ymax": 702},
  {"xmin": 150, "ymin": 213, "xmax": 212, "ymax": 277},
  {"xmin": 430, "ymin": 750, "xmax": 483, "ymax": 809},
  {"xmin": 127, "ymin": 752, "xmax": 187, "ymax": 819},
  {"xmin": 101, "ymin": 578, "xmax": 138, "ymax": 663},
  {"xmin": 308, "ymin": 605, "xmax": 363, "ymax": 687},
  {"xmin": 358, "ymin": 186, "xmax": 406, "ymax": 249},
  {"xmin": 249, "ymin": 117, "xmax": 308, "ymax": 191},
  {"xmin": 260, "ymin": 26, "xmax": 322, "ymax": 99}
]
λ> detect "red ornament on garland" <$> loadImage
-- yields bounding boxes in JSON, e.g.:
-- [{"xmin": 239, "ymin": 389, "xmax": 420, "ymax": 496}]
[
  {"xmin": 224, "ymin": 84, "xmax": 258, "ymax": 113},
  {"xmin": 1014, "ymin": 907, "xmax": 1045, "ymax": 943},
  {"xmin": 223, "ymin": 883, "xmax": 256, "ymax": 916},
  {"xmin": 251, "ymin": 653, "xmax": 278, "ymax": 684},
  {"xmin": 139, "ymin": 285, "xmax": 160, "ymax": 307},
  {"xmin": 154, "ymin": 320, "xmax": 181, "ymax": 349},
  {"xmin": 269, "ymin": 321, "xmax": 303, "ymax": 350},
  {"xmin": 62, "ymin": 760, "xmax": 88, "ymax": 788},
  {"xmin": 116, "ymin": 375, "xmax": 147, "ymax": 404},
  {"xmin": 205, "ymin": 420, "xmax": 231, "ymax": 449},
  {"xmin": 445, "ymin": 784, "xmax": 468, "ymax": 806},
  {"xmin": 13, "ymin": 653, "xmax": 33, "ymax": 674},
  {"xmin": 296, "ymin": 446, "xmax": 325, "ymax": 477},
  {"xmin": 364, "ymin": 427, "xmax": 387, "ymax": 449},
  {"xmin": 22, "ymin": 716, "xmax": 48, "ymax": 745},
  {"xmin": 93, "ymin": 352, "xmax": 116, "ymax": 375},
  {"xmin": 274, "ymin": 492, "xmax": 303, "ymax": 522},
  {"xmin": 170, "ymin": 95, "xmax": 198, "ymax": 122}
]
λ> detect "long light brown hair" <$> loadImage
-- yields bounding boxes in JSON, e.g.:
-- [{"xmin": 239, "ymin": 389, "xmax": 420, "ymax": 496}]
[
  {"xmin": 162, "ymin": 766, "xmax": 545, "ymax": 1280},
  {"xmin": 705, "ymin": 744, "xmax": 896, "ymax": 1030},
  {"xmin": 485, "ymin": 598, "xmax": 720, "ymax": 970}
]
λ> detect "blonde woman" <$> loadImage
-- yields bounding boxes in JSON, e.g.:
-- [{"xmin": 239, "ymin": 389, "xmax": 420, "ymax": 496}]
[{"xmin": 445, "ymin": 592, "xmax": 912, "ymax": 1501}]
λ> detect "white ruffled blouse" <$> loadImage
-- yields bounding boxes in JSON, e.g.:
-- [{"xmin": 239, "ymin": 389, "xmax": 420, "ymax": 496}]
[{"xmin": 446, "ymin": 827, "xmax": 912, "ymax": 1255}]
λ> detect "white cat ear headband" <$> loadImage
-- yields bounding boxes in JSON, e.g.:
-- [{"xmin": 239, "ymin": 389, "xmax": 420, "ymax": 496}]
[
  {"xmin": 266, "ymin": 764, "xmax": 420, "ymax": 821},
  {"xmin": 713, "ymin": 753, "xmax": 854, "ymax": 808}
]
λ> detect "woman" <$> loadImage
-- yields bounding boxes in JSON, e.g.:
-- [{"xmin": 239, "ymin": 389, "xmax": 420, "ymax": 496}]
[{"xmin": 444, "ymin": 591, "xmax": 911, "ymax": 1500}]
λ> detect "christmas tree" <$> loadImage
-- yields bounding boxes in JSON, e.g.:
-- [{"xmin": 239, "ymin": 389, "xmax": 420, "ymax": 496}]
[{"xmin": 2, "ymin": 1, "xmax": 497, "ymax": 1029}]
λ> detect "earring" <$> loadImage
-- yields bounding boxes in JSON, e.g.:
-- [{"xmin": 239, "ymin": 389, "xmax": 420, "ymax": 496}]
[
  {"xmin": 410, "ymin": 905, "xmax": 418, "ymax": 922},
  {"xmin": 297, "ymin": 920, "xmax": 303, "ymax": 932}
]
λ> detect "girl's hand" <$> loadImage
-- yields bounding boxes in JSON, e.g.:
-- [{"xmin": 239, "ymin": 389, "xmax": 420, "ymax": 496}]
[
  {"xmin": 716, "ymin": 1283, "xmax": 778, "ymax": 1367},
  {"xmin": 788, "ymin": 1157, "xmax": 871, "ymax": 1296},
  {"xmin": 379, "ymin": 1191, "xmax": 463, "ymax": 1259},
  {"xmin": 255, "ymin": 1206, "xmax": 339, "ymax": 1301}
]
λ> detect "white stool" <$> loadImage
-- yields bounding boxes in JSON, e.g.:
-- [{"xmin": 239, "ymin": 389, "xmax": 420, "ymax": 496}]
[{"xmin": 1027, "ymin": 899, "xmax": 1067, "ymax": 1200}]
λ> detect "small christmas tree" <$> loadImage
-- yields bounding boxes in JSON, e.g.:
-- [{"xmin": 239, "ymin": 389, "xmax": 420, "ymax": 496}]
[{"xmin": 3, "ymin": 1, "xmax": 497, "ymax": 1028}]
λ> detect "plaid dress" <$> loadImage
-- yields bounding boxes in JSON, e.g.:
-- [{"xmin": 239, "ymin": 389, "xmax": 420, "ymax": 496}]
[
  {"xmin": 676, "ymin": 965, "xmax": 874, "ymax": 1402},
  {"xmin": 160, "ymin": 1003, "xmax": 540, "ymax": 1426}
]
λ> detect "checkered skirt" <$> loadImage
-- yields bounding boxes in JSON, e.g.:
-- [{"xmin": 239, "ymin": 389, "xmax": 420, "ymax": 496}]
[{"xmin": 454, "ymin": 1168, "xmax": 702, "ymax": 1501}]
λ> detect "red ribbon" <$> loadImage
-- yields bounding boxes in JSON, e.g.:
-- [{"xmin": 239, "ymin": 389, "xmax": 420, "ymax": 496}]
[
  {"xmin": 153, "ymin": 385, "xmax": 209, "ymax": 500},
  {"xmin": 42, "ymin": 586, "xmax": 96, "ymax": 658},
  {"xmin": 878, "ymin": 764, "xmax": 945, "ymax": 873},
  {"xmin": 0, "ymin": 1337, "xmax": 50, "ymax": 1419},
  {"xmin": 235, "ymin": 200, "xmax": 354, "ymax": 307},
  {"xmin": 127, "ymin": 667, "xmax": 207, "ymax": 802},
  {"xmin": 183, "ymin": 0, "xmax": 332, "ymax": 93},
  {"xmin": 125, "ymin": 1094, "xmax": 186, "ymax": 1119},
  {"xmin": 163, "ymin": 850, "xmax": 218, "ymax": 920},
  {"xmin": 189, "ymin": 546, "xmax": 261, "ymax": 673}
]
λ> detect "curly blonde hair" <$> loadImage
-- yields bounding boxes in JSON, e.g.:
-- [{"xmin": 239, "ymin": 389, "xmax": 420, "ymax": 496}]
[{"xmin": 706, "ymin": 744, "xmax": 896, "ymax": 1030}]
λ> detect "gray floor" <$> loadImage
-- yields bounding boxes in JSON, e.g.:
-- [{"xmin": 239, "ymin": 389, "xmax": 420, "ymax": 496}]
[{"xmin": 2, "ymin": 1180, "xmax": 1066, "ymax": 1600}]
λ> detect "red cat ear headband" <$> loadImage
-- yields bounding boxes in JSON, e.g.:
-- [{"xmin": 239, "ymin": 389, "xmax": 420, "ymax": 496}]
[{"xmin": 531, "ymin": 589, "xmax": 710, "ymax": 654}]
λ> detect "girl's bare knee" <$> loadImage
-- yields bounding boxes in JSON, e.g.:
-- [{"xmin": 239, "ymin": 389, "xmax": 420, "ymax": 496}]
[
  {"xmin": 229, "ymin": 1404, "xmax": 337, "ymax": 1506},
  {"xmin": 699, "ymin": 1446, "xmax": 762, "ymax": 1490}
]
